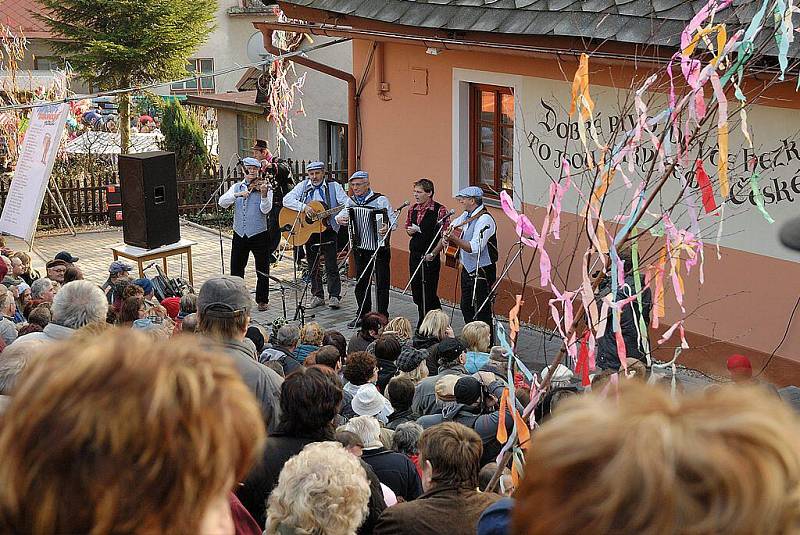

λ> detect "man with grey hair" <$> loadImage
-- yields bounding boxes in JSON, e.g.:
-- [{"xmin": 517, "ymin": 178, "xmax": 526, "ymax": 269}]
[
  {"xmin": 181, "ymin": 313, "xmax": 198, "ymax": 333},
  {"xmin": 0, "ymin": 338, "xmax": 47, "ymax": 395},
  {"xmin": 19, "ymin": 280, "xmax": 107, "ymax": 343},
  {"xmin": 391, "ymin": 421, "xmax": 423, "ymax": 460},
  {"xmin": 259, "ymin": 323, "xmax": 301, "ymax": 375},
  {"xmin": 342, "ymin": 415, "xmax": 422, "ymax": 502},
  {"xmin": 30, "ymin": 278, "xmax": 55, "ymax": 304}
]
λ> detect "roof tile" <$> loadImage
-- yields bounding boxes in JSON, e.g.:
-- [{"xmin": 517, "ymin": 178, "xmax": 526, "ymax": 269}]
[{"xmin": 284, "ymin": 0, "xmax": 782, "ymax": 53}]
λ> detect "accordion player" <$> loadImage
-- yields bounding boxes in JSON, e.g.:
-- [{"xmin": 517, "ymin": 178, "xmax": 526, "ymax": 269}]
[{"xmin": 335, "ymin": 170, "xmax": 395, "ymax": 325}]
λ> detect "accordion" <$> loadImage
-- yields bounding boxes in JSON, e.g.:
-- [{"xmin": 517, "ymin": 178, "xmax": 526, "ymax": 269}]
[{"xmin": 349, "ymin": 205, "xmax": 388, "ymax": 251}]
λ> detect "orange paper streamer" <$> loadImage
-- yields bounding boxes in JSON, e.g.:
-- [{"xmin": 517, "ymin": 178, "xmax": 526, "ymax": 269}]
[
  {"xmin": 569, "ymin": 53, "xmax": 595, "ymax": 120},
  {"xmin": 496, "ymin": 389, "xmax": 509, "ymax": 444},
  {"xmin": 508, "ymin": 295, "xmax": 524, "ymax": 345}
]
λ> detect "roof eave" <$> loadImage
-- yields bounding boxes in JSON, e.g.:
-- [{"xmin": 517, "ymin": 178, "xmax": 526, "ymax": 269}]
[{"xmin": 185, "ymin": 94, "xmax": 267, "ymax": 115}]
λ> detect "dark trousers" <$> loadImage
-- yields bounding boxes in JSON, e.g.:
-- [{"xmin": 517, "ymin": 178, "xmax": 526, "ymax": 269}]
[
  {"xmin": 305, "ymin": 228, "xmax": 341, "ymax": 299},
  {"xmin": 409, "ymin": 251, "xmax": 442, "ymax": 328},
  {"xmin": 231, "ymin": 230, "xmax": 270, "ymax": 304},
  {"xmin": 266, "ymin": 203, "xmax": 282, "ymax": 255},
  {"xmin": 353, "ymin": 247, "xmax": 391, "ymax": 318},
  {"xmin": 460, "ymin": 264, "xmax": 496, "ymax": 332}
]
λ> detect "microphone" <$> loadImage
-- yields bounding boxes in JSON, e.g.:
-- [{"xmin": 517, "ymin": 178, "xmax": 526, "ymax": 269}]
[
  {"xmin": 478, "ymin": 225, "xmax": 491, "ymax": 236},
  {"xmin": 397, "ymin": 200, "xmax": 410, "ymax": 210},
  {"xmin": 437, "ymin": 208, "xmax": 455, "ymax": 225},
  {"xmin": 235, "ymin": 153, "xmax": 245, "ymax": 168}
]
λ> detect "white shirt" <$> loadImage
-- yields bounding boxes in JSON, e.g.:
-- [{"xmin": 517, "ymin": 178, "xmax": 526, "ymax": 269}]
[
  {"xmin": 218, "ymin": 181, "xmax": 273, "ymax": 214},
  {"xmin": 283, "ymin": 179, "xmax": 349, "ymax": 211},
  {"xmin": 450, "ymin": 204, "xmax": 496, "ymax": 272}
]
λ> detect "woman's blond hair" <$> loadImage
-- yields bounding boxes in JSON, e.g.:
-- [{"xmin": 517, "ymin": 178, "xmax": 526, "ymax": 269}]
[
  {"xmin": 385, "ymin": 316, "xmax": 413, "ymax": 340},
  {"xmin": 300, "ymin": 321, "xmax": 325, "ymax": 346},
  {"xmin": 419, "ymin": 309, "xmax": 449, "ymax": 340},
  {"xmin": 399, "ymin": 360, "xmax": 429, "ymax": 384},
  {"xmin": 461, "ymin": 321, "xmax": 490, "ymax": 353},
  {"xmin": 0, "ymin": 330, "xmax": 265, "ymax": 534},
  {"xmin": 265, "ymin": 441, "xmax": 370, "ymax": 535},
  {"xmin": 513, "ymin": 383, "xmax": 800, "ymax": 535}
]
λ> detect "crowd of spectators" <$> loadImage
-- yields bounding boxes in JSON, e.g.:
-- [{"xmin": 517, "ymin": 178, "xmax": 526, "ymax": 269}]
[{"xmin": 0, "ymin": 239, "xmax": 797, "ymax": 534}]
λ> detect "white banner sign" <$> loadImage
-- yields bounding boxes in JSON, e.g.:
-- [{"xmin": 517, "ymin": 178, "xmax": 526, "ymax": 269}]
[{"xmin": 0, "ymin": 103, "xmax": 68, "ymax": 242}]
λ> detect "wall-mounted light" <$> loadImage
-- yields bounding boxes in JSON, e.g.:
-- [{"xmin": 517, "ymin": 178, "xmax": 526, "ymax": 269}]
[{"xmin": 425, "ymin": 47, "xmax": 442, "ymax": 56}]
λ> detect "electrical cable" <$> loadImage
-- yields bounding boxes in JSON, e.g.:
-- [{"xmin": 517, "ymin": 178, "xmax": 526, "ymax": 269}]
[{"xmin": 0, "ymin": 38, "xmax": 350, "ymax": 112}]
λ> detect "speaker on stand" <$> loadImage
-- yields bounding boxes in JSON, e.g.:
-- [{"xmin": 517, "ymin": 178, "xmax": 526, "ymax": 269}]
[{"xmin": 118, "ymin": 151, "xmax": 180, "ymax": 250}]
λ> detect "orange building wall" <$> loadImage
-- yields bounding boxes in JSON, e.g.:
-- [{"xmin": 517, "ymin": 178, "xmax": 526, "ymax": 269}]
[{"xmin": 351, "ymin": 39, "xmax": 800, "ymax": 385}]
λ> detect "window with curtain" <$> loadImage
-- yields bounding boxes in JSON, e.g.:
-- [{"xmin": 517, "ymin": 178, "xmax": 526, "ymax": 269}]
[{"xmin": 469, "ymin": 83, "xmax": 514, "ymax": 197}]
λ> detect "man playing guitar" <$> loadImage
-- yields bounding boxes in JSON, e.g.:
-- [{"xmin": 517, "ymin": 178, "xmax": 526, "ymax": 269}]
[
  {"xmin": 283, "ymin": 161, "xmax": 348, "ymax": 309},
  {"xmin": 442, "ymin": 186, "xmax": 498, "ymax": 335}
]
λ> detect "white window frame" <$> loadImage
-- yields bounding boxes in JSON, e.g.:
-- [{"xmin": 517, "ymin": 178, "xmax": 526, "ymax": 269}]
[{"xmin": 452, "ymin": 68, "xmax": 523, "ymax": 209}]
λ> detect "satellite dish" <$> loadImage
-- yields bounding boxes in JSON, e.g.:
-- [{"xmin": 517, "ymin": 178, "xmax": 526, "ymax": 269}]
[{"xmin": 247, "ymin": 32, "xmax": 269, "ymax": 63}]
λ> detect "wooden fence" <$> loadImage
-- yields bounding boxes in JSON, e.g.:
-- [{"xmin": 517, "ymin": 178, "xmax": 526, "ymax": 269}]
[{"xmin": 0, "ymin": 159, "xmax": 347, "ymax": 230}]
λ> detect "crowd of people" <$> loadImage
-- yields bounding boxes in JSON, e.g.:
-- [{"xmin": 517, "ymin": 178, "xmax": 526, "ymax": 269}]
[{"xmin": 0, "ymin": 239, "xmax": 798, "ymax": 534}]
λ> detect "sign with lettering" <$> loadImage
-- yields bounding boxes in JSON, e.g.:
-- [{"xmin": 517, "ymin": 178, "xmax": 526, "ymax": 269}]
[
  {"xmin": 517, "ymin": 76, "xmax": 800, "ymax": 262},
  {"xmin": 0, "ymin": 103, "xmax": 68, "ymax": 242}
]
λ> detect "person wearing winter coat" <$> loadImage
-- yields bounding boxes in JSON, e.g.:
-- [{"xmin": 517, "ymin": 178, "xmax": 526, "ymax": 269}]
[
  {"xmin": 416, "ymin": 376, "xmax": 510, "ymax": 466},
  {"xmin": 411, "ymin": 338, "xmax": 469, "ymax": 416},
  {"xmin": 594, "ymin": 248, "xmax": 653, "ymax": 371},
  {"xmin": 374, "ymin": 422, "xmax": 501, "ymax": 535},
  {"xmin": 237, "ymin": 367, "xmax": 386, "ymax": 532}
]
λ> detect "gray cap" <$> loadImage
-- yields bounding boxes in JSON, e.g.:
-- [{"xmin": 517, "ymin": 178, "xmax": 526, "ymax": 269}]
[{"xmin": 198, "ymin": 276, "xmax": 253, "ymax": 317}]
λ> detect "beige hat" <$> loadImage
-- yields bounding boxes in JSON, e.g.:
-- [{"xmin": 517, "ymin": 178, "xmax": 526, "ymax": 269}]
[{"xmin": 435, "ymin": 374, "xmax": 460, "ymax": 402}]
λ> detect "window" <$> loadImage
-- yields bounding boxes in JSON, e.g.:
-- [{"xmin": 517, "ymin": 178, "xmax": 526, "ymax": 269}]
[
  {"xmin": 171, "ymin": 58, "xmax": 215, "ymax": 93},
  {"xmin": 34, "ymin": 56, "xmax": 63, "ymax": 71},
  {"xmin": 237, "ymin": 113, "xmax": 258, "ymax": 155},
  {"xmin": 470, "ymin": 84, "xmax": 514, "ymax": 196},
  {"xmin": 319, "ymin": 120, "xmax": 348, "ymax": 171}
]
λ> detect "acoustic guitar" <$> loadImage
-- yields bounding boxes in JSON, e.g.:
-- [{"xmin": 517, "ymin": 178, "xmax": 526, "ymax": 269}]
[
  {"xmin": 443, "ymin": 227, "xmax": 462, "ymax": 268},
  {"xmin": 279, "ymin": 200, "xmax": 346, "ymax": 246}
]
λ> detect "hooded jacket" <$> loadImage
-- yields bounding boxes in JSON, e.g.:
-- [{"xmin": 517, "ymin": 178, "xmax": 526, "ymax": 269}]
[
  {"xmin": 411, "ymin": 364, "xmax": 469, "ymax": 416},
  {"xmin": 416, "ymin": 402, "xmax": 510, "ymax": 466}
]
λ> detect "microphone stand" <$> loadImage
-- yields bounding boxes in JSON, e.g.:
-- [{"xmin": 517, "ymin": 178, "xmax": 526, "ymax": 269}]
[
  {"xmin": 402, "ymin": 210, "xmax": 452, "ymax": 295},
  {"xmin": 471, "ymin": 225, "xmax": 490, "ymax": 318},
  {"xmin": 476, "ymin": 243, "xmax": 523, "ymax": 316},
  {"xmin": 277, "ymin": 182, "xmax": 315, "ymax": 323},
  {"xmin": 350, "ymin": 203, "xmax": 408, "ymax": 327},
  {"xmin": 196, "ymin": 153, "xmax": 242, "ymax": 274}
]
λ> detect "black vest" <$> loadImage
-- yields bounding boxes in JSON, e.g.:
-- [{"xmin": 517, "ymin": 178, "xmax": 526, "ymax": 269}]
[{"xmin": 409, "ymin": 201, "xmax": 443, "ymax": 254}]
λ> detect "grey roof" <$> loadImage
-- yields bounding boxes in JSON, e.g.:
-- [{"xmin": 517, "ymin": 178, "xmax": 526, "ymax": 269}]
[{"xmin": 279, "ymin": 0, "xmax": 776, "ymax": 51}]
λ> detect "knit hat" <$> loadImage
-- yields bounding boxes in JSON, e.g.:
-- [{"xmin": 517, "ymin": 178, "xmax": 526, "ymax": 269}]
[
  {"xmin": 727, "ymin": 354, "xmax": 753, "ymax": 379},
  {"xmin": 437, "ymin": 337, "xmax": 465, "ymax": 366},
  {"xmin": 454, "ymin": 376, "xmax": 483, "ymax": 405},
  {"xmin": 160, "ymin": 297, "xmax": 181, "ymax": 320},
  {"xmin": 434, "ymin": 375, "xmax": 460, "ymax": 402},
  {"xmin": 351, "ymin": 383, "xmax": 386, "ymax": 418},
  {"xmin": 16, "ymin": 281, "xmax": 30, "ymax": 295}
]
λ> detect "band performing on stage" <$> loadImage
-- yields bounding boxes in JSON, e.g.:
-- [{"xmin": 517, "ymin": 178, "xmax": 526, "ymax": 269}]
[{"xmin": 225, "ymin": 139, "xmax": 499, "ymax": 329}]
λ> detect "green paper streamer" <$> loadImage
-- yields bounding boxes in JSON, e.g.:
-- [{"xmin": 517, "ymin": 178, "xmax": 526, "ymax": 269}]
[
  {"xmin": 749, "ymin": 171, "xmax": 775, "ymax": 224},
  {"xmin": 631, "ymin": 234, "xmax": 651, "ymax": 360}
]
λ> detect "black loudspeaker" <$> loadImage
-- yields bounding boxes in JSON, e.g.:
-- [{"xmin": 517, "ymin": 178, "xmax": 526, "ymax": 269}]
[{"xmin": 119, "ymin": 151, "xmax": 180, "ymax": 249}]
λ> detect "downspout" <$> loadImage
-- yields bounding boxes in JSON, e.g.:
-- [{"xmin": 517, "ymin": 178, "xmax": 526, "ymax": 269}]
[
  {"xmin": 375, "ymin": 41, "xmax": 390, "ymax": 100},
  {"xmin": 263, "ymin": 29, "xmax": 358, "ymax": 178}
]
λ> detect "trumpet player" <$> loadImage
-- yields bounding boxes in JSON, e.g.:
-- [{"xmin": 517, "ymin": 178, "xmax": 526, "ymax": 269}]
[{"xmin": 219, "ymin": 156, "xmax": 273, "ymax": 311}]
